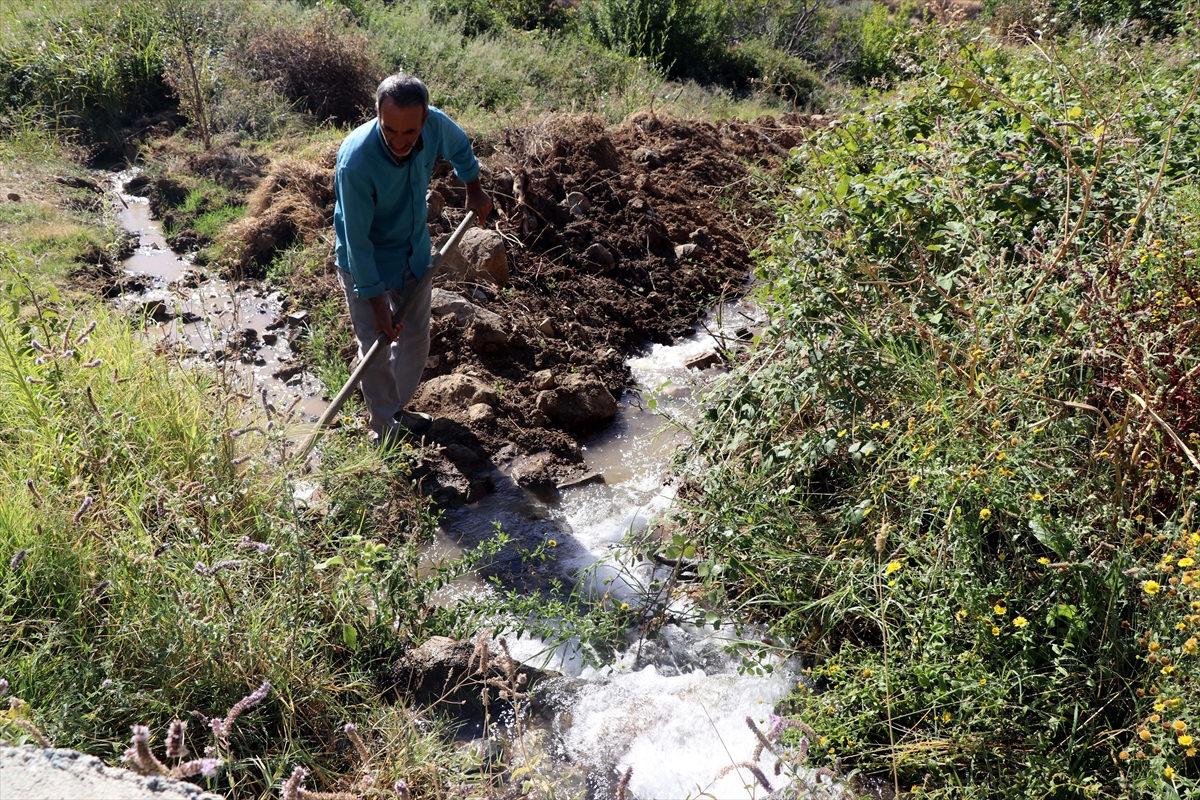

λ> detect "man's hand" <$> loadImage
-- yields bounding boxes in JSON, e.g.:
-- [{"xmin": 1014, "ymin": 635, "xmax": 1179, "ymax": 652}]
[
  {"xmin": 465, "ymin": 179, "xmax": 493, "ymax": 225},
  {"xmin": 369, "ymin": 295, "xmax": 401, "ymax": 342}
]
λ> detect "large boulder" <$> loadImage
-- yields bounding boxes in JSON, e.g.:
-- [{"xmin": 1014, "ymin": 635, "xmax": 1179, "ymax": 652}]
[
  {"xmin": 440, "ymin": 228, "xmax": 508, "ymax": 287},
  {"xmin": 413, "ymin": 373, "xmax": 497, "ymax": 408},
  {"xmin": 430, "ymin": 290, "xmax": 512, "ymax": 353},
  {"xmin": 535, "ymin": 374, "xmax": 617, "ymax": 429}
]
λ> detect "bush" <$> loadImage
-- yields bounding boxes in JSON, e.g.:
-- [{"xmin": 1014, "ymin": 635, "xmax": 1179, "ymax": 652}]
[
  {"xmin": 576, "ymin": 0, "xmax": 727, "ymax": 80},
  {"xmin": 233, "ymin": 7, "xmax": 380, "ymax": 125},
  {"xmin": 671, "ymin": 26, "xmax": 1200, "ymax": 798},
  {"xmin": 734, "ymin": 38, "xmax": 825, "ymax": 106}
]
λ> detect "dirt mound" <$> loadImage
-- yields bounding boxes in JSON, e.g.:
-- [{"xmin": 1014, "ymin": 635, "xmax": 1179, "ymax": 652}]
[
  {"xmin": 219, "ymin": 143, "xmax": 337, "ymax": 277},
  {"xmin": 411, "ymin": 111, "xmax": 809, "ymax": 499}
]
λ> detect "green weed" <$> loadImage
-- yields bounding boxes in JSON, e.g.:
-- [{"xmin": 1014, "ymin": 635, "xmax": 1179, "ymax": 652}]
[{"xmin": 671, "ymin": 23, "xmax": 1200, "ymax": 798}]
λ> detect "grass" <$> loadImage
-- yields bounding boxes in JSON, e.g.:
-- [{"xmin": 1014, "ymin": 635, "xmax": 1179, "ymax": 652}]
[
  {"xmin": 666, "ymin": 18, "xmax": 1200, "ymax": 799},
  {"xmin": 0, "ymin": 262, "xmax": 504, "ymax": 796}
]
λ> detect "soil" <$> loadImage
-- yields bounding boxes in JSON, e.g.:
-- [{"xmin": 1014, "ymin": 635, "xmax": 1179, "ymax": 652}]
[
  {"xmin": 409, "ymin": 112, "xmax": 811, "ymax": 500},
  {"xmin": 89, "ymin": 111, "xmax": 818, "ymax": 504}
]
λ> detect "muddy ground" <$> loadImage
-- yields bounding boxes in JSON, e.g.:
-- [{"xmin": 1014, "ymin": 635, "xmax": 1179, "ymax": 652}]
[{"xmin": 90, "ymin": 111, "xmax": 817, "ymax": 504}]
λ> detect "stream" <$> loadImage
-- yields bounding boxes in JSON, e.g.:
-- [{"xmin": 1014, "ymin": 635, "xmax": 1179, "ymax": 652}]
[{"xmin": 108, "ymin": 173, "xmax": 840, "ymax": 800}]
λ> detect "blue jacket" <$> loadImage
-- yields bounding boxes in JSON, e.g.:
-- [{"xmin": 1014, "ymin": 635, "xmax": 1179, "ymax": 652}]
[{"xmin": 333, "ymin": 106, "xmax": 481, "ymax": 298}]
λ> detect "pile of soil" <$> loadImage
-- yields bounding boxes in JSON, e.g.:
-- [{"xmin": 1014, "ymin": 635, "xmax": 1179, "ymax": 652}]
[{"xmin": 409, "ymin": 111, "xmax": 811, "ymax": 500}]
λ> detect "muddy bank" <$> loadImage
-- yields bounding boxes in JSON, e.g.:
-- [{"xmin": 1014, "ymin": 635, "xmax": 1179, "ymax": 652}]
[{"xmin": 93, "ymin": 112, "xmax": 816, "ymax": 503}]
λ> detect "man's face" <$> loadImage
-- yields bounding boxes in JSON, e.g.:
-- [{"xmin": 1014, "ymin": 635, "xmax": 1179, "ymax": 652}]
[{"xmin": 378, "ymin": 98, "xmax": 427, "ymax": 160}]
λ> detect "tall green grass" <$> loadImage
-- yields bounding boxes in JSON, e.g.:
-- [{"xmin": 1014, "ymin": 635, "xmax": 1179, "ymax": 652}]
[{"xmin": 0, "ymin": 257, "xmax": 494, "ymax": 796}]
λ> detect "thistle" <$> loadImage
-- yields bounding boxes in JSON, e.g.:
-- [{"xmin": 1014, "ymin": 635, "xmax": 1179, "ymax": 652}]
[
  {"xmin": 166, "ymin": 719, "xmax": 188, "ymax": 760},
  {"xmin": 9, "ymin": 550, "xmax": 27, "ymax": 571},
  {"xmin": 72, "ymin": 495, "xmax": 94, "ymax": 524},
  {"xmin": 210, "ymin": 681, "xmax": 271, "ymax": 747}
]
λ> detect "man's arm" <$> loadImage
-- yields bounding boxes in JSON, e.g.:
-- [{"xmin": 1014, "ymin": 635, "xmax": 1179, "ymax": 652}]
[
  {"xmin": 337, "ymin": 167, "xmax": 399, "ymax": 340},
  {"xmin": 436, "ymin": 109, "xmax": 492, "ymax": 223}
]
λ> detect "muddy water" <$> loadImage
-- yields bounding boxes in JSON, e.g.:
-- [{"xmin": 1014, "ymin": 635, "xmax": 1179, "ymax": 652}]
[
  {"xmin": 111, "ymin": 176, "xmax": 836, "ymax": 799},
  {"xmin": 111, "ymin": 170, "xmax": 326, "ymax": 425}
]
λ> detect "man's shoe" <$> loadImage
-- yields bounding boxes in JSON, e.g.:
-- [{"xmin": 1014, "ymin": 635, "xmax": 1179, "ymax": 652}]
[{"xmin": 394, "ymin": 410, "xmax": 433, "ymax": 434}]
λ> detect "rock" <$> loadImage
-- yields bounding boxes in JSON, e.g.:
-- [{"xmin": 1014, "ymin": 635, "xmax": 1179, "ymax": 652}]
[
  {"xmin": 6, "ymin": 192, "xmax": 19, "ymax": 202},
  {"xmin": 54, "ymin": 175, "xmax": 102, "ymax": 192},
  {"xmin": 431, "ymin": 289, "xmax": 510, "ymax": 350},
  {"xmin": 415, "ymin": 373, "xmax": 497, "ymax": 407},
  {"xmin": 449, "ymin": 227, "xmax": 508, "ymax": 286},
  {"xmin": 179, "ymin": 311, "xmax": 203, "ymax": 324},
  {"xmin": 136, "ymin": 300, "xmax": 173, "ymax": 323},
  {"xmin": 510, "ymin": 451, "xmax": 558, "ymax": 493},
  {"xmin": 467, "ymin": 403, "xmax": 494, "ymax": 424},
  {"xmin": 286, "ymin": 310, "xmax": 308, "ymax": 325},
  {"xmin": 261, "ymin": 332, "xmax": 278, "ymax": 346},
  {"xmin": 674, "ymin": 242, "xmax": 700, "ymax": 259},
  {"xmin": 565, "ymin": 191, "xmax": 590, "ymax": 217},
  {"xmin": 1, "ymin": 745, "xmax": 223, "ymax": 800},
  {"xmin": 388, "ymin": 636, "xmax": 557, "ymax": 716},
  {"xmin": 535, "ymin": 374, "xmax": 617, "ymax": 429},
  {"xmin": 684, "ymin": 351, "xmax": 723, "ymax": 371},
  {"xmin": 531, "ymin": 369, "xmax": 556, "ymax": 390},
  {"xmin": 556, "ymin": 471, "xmax": 605, "ymax": 491},
  {"xmin": 273, "ymin": 364, "xmax": 304, "ymax": 381},
  {"xmin": 426, "ymin": 188, "xmax": 445, "ymax": 221},
  {"xmin": 584, "ymin": 242, "xmax": 615, "ymax": 269},
  {"xmin": 633, "ymin": 147, "xmax": 664, "ymax": 168},
  {"xmin": 537, "ymin": 317, "xmax": 557, "ymax": 337}
]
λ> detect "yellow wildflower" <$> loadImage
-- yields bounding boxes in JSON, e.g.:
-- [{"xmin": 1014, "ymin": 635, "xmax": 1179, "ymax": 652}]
[
  {"xmin": 955, "ymin": 608, "xmax": 968, "ymax": 623},
  {"xmin": 1180, "ymin": 735, "xmax": 1194, "ymax": 747},
  {"xmin": 1139, "ymin": 728, "xmax": 1153, "ymax": 741},
  {"xmin": 993, "ymin": 603, "xmax": 1007, "ymax": 615},
  {"xmin": 942, "ymin": 711, "xmax": 952, "ymax": 723},
  {"xmin": 1013, "ymin": 616, "xmax": 1029, "ymax": 628},
  {"xmin": 979, "ymin": 508, "xmax": 992, "ymax": 521},
  {"xmin": 885, "ymin": 560, "xmax": 903, "ymax": 575},
  {"xmin": 1180, "ymin": 557, "xmax": 1195, "ymax": 568},
  {"xmin": 1185, "ymin": 638, "xmax": 1198, "ymax": 655},
  {"xmin": 1174, "ymin": 720, "xmax": 1188, "ymax": 733},
  {"xmin": 1030, "ymin": 492, "xmax": 1044, "ymax": 501},
  {"xmin": 1144, "ymin": 580, "xmax": 1162, "ymax": 595},
  {"xmin": 547, "ymin": 539, "xmax": 557, "ymax": 547},
  {"xmin": 991, "ymin": 625, "xmax": 1001, "ymax": 636},
  {"xmin": 1165, "ymin": 766, "xmax": 1176, "ymax": 780},
  {"xmin": 1038, "ymin": 557, "xmax": 1051, "ymax": 566}
]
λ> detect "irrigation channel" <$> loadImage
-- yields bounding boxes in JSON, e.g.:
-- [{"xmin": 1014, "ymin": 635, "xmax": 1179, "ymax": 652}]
[{"xmin": 109, "ymin": 173, "xmax": 841, "ymax": 800}]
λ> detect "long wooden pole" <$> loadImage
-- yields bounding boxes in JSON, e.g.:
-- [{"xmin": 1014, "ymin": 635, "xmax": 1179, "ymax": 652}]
[{"xmin": 297, "ymin": 210, "xmax": 476, "ymax": 463}]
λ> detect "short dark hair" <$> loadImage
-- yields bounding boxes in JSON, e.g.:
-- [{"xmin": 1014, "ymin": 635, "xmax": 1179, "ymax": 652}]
[{"xmin": 375, "ymin": 73, "xmax": 429, "ymax": 114}]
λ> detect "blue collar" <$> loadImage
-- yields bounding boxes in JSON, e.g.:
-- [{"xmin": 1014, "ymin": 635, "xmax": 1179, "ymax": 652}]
[{"xmin": 375, "ymin": 119, "xmax": 424, "ymax": 167}]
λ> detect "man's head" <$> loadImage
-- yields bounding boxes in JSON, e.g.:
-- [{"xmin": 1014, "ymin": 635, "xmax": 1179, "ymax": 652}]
[{"xmin": 375, "ymin": 74, "xmax": 429, "ymax": 160}]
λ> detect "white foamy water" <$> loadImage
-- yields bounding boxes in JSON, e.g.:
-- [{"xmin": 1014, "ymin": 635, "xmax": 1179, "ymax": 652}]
[{"xmin": 561, "ymin": 665, "xmax": 798, "ymax": 800}]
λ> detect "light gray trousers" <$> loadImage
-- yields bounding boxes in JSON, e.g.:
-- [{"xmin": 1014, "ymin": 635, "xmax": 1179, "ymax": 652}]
[{"xmin": 338, "ymin": 268, "xmax": 433, "ymax": 436}]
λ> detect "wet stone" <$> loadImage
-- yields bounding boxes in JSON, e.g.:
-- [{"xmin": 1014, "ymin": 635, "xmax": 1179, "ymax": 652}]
[{"xmin": 684, "ymin": 351, "xmax": 723, "ymax": 371}]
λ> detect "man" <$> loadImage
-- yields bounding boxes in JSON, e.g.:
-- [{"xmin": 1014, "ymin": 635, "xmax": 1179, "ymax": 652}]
[{"xmin": 333, "ymin": 73, "xmax": 493, "ymax": 441}]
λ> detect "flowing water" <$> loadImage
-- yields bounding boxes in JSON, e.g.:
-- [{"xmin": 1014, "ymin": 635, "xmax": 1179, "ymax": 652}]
[{"xmin": 111, "ymin": 175, "xmax": 839, "ymax": 800}]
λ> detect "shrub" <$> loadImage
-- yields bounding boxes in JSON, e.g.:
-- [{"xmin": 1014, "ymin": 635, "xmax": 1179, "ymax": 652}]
[
  {"xmin": 576, "ymin": 0, "xmax": 727, "ymax": 80},
  {"xmin": 233, "ymin": 7, "xmax": 380, "ymax": 125},
  {"xmin": 734, "ymin": 38, "xmax": 825, "ymax": 106},
  {"xmin": 670, "ymin": 26, "xmax": 1200, "ymax": 798}
]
